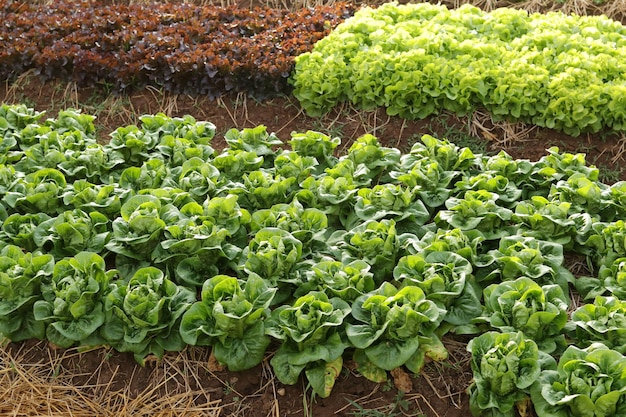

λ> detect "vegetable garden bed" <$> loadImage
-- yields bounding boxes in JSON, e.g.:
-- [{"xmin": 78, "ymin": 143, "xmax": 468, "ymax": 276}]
[{"xmin": 3, "ymin": 1, "xmax": 626, "ymax": 416}]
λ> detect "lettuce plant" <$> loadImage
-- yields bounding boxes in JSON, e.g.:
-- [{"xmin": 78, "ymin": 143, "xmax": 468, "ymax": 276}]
[
  {"xmin": 346, "ymin": 282, "xmax": 445, "ymax": 379},
  {"xmin": 4, "ymin": 168, "xmax": 67, "ymax": 215},
  {"xmin": 106, "ymin": 194, "xmax": 180, "ymax": 262},
  {"xmin": 101, "ymin": 267, "xmax": 195, "ymax": 365},
  {"xmin": 273, "ymin": 150, "xmax": 318, "ymax": 184},
  {"xmin": 581, "ymin": 220, "xmax": 626, "ymax": 268},
  {"xmin": 568, "ymin": 296, "xmax": 626, "ymax": 354},
  {"xmin": 175, "ymin": 157, "xmax": 220, "ymax": 202},
  {"xmin": 575, "ymin": 257, "xmax": 626, "ymax": 301},
  {"xmin": 242, "ymin": 227, "xmax": 304, "ymax": 304},
  {"xmin": 224, "ymin": 125, "xmax": 282, "ymax": 164},
  {"xmin": 13, "ymin": 131, "xmax": 67, "ymax": 174},
  {"xmin": 467, "ymin": 331, "xmax": 543, "ymax": 417},
  {"xmin": 549, "ymin": 172, "xmax": 607, "ymax": 217},
  {"xmin": 435, "ymin": 190, "xmax": 513, "ymax": 240},
  {"xmin": 61, "ymin": 179, "xmax": 130, "ymax": 218},
  {"xmin": 296, "ymin": 173, "xmax": 358, "ymax": 221},
  {"xmin": 513, "ymin": 195, "xmax": 593, "ymax": 250},
  {"xmin": 295, "ymin": 258, "xmax": 376, "ymax": 301},
  {"xmin": 265, "ymin": 291, "xmax": 351, "ymax": 398},
  {"xmin": 33, "ymin": 251, "xmax": 117, "ymax": 348},
  {"xmin": 233, "ymin": 170, "xmax": 298, "ymax": 210},
  {"xmin": 118, "ymin": 159, "xmax": 179, "ymax": 191},
  {"xmin": 480, "ymin": 151, "xmax": 535, "ymax": 197},
  {"xmin": 455, "ymin": 171, "xmax": 522, "ymax": 208},
  {"xmin": 328, "ymin": 219, "xmax": 402, "ymax": 284},
  {"xmin": 530, "ymin": 343, "xmax": 626, "ymax": 417},
  {"xmin": 393, "ymin": 251, "xmax": 482, "ymax": 327},
  {"xmin": 33, "ymin": 209, "xmax": 111, "ymax": 259},
  {"xmin": 250, "ymin": 198, "xmax": 328, "ymax": 255},
  {"xmin": 156, "ymin": 136, "xmax": 215, "ymax": 168},
  {"xmin": 476, "ymin": 277, "xmax": 569, "ymax": 353},
  {"xmin": 152, "ymin": 201, "xmax": 243, "ymax": 279},
  {"xmin": 105, "ymin": 124, "xmax": 161, "ymax": 168},
  {"xmin": 288, "ymin": 130, "xmax": 340, "ymax": 174},
  {"xmin": 0, "ymin": 245, "xmax": 54, "ymax": 341},
  {"xmin": 600, "ymin": 181, "xmax": 626, "ymax": 222},
  {"xmin": 346, "ymin": 183, "xmax": 430, "ymax": 233},
  {"xmin": 475, "ymin": 235, "xmax": 572, "ymax": 293},
  {"xmin": 180, "ymin": 274, "xmax": 276, "ymax": 371},
  {"xmin": 212, "ymin": 150, "xmax": 264, "ymax": 181},
  {"xmin": 1, "ymin": 212, "xmax": 51, "ymax": 252},
  {"xmin": 406, "ymin": 227, "xmax": 484, "ymax": 263},
  {"xmin": 343, "ymin": 134, "xmax": 401, "ymax": 184}
]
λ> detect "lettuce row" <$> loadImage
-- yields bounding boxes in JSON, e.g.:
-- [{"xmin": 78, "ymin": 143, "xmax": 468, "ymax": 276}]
[
  {"xmin": 292, "ymin": 3, "xmax": 626, "ymax": 135},
  {"xmin": 5, "ymin": 105, "xmax": 626, "ymax": 403}
]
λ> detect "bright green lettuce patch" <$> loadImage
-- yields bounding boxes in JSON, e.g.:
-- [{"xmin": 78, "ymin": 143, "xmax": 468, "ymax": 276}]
[{"xmin": 292, "ymin": 2, "xmax": 626, "ymax": 135}]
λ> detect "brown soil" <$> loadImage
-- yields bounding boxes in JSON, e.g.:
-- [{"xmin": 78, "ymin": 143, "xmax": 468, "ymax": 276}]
[{"xmin": 2, "ymin": 2, "xmax": 626, "ymax": 415}]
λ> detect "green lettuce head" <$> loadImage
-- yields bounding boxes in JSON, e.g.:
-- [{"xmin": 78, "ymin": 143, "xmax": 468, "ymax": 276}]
[
  {"xmin": 266, "ymin": 291, "xmax": 351, "ymax": 398},
  {"xmin": 531, "ymin": 343, "xmax": 626, "ymax": 417},
  {"xmin": 467, "ymin": 331, "xmax": 543, "ymax": 417},
  {"xmin": 101, "ymin": 267, "xmax": 195, "ymax": 365},
  {"xmin": 33, "ymin": 251, "xmax": 116, "ymax": 348}
]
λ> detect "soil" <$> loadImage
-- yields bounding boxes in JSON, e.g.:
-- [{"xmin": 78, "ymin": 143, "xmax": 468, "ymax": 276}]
[{"xmin": 2, "ymin": 3, "xmax": 626, "ymax": 415}]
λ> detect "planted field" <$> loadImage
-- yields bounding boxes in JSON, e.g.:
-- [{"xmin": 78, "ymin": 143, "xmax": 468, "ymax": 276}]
[{"xmin": 2, "ymin": 1, "xmax": 626, "ymax": 416}]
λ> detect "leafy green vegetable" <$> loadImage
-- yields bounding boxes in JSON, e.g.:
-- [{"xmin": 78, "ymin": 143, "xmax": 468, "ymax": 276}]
[
  {"xmin": 329, "ymin": 219, "xmax": 403, "ymax": 284},
  {"xmin": 105, "ymin": 124, "xmax": 160, "ymax": 168},
  {"xmin": 176, "ymin": 157, "xmax": 220, "ymax": 201},
  {"xmin": 229, "ymin": 170, "xmax": 297, "ymax": 210},
  {"xmin": 530, "ymin": 343, "xmax": 626, "ymax": 417},
  {"xmin": 292, "ymin": 3, "xmax": 626, "ymax": 134},
  {"xmin": 346, "ymin": 282, "xmax": 445, "ymax": 377},
  {"xmin": 0, "ymin": 245, "xmax": 54, "ymax": 341},
  {"xmin": 152, "ymin": 200, "xmax": 243, "ymax": 281},
  {"xmin": 474, "ymin": 235, "xmax": 572, "ymax": 293},
  {"xmin": 476, "ymin": 277, "xmax": 569, "ymax": 353},
  {"xmin": 61, "ymin": 179, "xmax": 130, "ymax": 218},
  {"xmin": 33, "ymin": 251, "xmax": 116, "ymax": 348},
  {"xmin": 1, "ymin": 212, "xmax": 51, "ymax": 252},
  {"xmin": 250, "ymin": 198, "xmax": 328, "ymax": 255},
  {"xmin": 347, "ymin": 183, "xmax": 430, "ymax": 233},
  {"xmin": 118, "ymin": 159, "xmax": 179, "ymax": 191},
  {"xmin": 180, "ymin": 274, "xmax": 276, "ymax": 371},
  {"xmin": 289, "ymin": 130, "xmax": 340, "ymax": 173},
  {"xmin": 224, "ymin": 125, "xmax": 282, "ymax": 168},
  {"xmin": 106, "ymin": 194, "xmax": 179, "ymax": 262},
  {"xmin": 265, "ymin": 291, "xmax": 351, "ymax": 398},
  {"xmin": 33, "ymin": 209, "xmax": 110, "ymax": 259},
  {"xmin": 568, "ymin": 296, "xmax": 626, "ymax": 354},
  {"xmin": 513, "ymin": 195, "xmax": 593, "ymax": 250},
  {"xmin": 242, "ymin": 227, "xmax": 304, "ymax": 304},
  {"xmin": 467, "ymin": 331, "xmax": 543, "ymax": 417},
  {"xmin": 296, "ymin": 258, "xmax": 376, "ymax": 301},
  {"xmin": 435, "ymin": 190, "xmax": 513, "ymax": 240},
  {"xmin": 4, "ymin": 168, "xmax": 67, "ymax": 215},
  {"xmin": 101, "ymin": 267, "xmax": 195, "ymax": 365},
  {"xmin": 406, "ymin": 227, "xmax": 484, "ymax": 263},
  {"xmin": 575, "ymin": 256, "xmax": 626, "ymax": 300},
  {"xmin": 394, "ymin": 251, "xmax": 481, "ymax": 326}
]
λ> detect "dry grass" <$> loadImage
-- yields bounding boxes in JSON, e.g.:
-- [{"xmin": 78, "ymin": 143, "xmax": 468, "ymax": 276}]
[
  {"xmin": 0, "ymin": 341, "xmax": 223, "ymax": 417},
  {"xmin": 469, "ymin": 109, "xmax": 537, "ymax": 149}
]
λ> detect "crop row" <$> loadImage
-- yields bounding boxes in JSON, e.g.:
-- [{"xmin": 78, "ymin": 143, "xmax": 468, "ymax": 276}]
[
  {"xmin": 0, "ymin": 0, "xmax": 355, "ymax": 98},
  {"xmin": 291, "ymin": 2, "xmax": 626, "ymax": 135},
  {"xmin": 2, "ymin": 104, "xmax": 626, "ymax": 414}
]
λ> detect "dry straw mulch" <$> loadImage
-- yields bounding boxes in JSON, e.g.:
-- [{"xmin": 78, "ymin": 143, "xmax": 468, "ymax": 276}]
[{"xmin": 0, "ymin": 341, "xmax": 222, "ymax": 417}]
